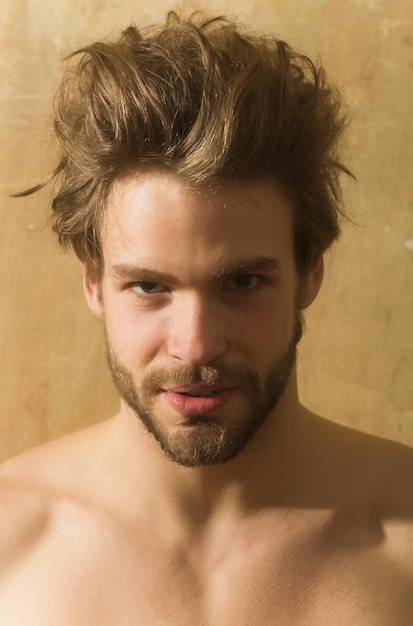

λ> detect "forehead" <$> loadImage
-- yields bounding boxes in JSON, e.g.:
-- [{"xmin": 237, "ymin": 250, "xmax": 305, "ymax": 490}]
[{"xmin": 102, "ymin": 171, "xmax": 294, "ymax": 272}]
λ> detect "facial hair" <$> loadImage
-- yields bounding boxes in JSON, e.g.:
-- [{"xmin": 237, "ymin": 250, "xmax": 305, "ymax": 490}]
[{"xmin": 105, "ymin": 320, "xmax": 300, "ymax": 468}]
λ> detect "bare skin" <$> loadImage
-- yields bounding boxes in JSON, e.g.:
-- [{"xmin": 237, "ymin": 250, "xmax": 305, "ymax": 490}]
[
  {"xmin": 1, "ymin": 404, "xmax": 412, "ymax": 625},
  {"xmin": 1, "ymin": 172, "xmax": 412, "ymax": 624}
]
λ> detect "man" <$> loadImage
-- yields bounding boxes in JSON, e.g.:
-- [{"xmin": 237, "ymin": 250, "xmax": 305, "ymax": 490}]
[{"xmin": 1, "ymin": 11, "xmax": 412, "ymax": 624}]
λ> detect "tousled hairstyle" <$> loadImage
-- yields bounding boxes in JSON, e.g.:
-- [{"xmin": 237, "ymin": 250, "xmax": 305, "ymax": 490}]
[{"xmin": 19, "ymin": 11, "xmax": 352, "ymax": 279}]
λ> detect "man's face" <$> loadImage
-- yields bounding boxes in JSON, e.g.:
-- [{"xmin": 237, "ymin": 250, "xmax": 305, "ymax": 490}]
[{"xmin": 85, "ymin": 171, "xmax": 320, "ymax": 467}]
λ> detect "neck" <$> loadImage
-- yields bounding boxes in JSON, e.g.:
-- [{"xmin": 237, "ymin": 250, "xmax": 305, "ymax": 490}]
[{"xmin": 112, "ymin": 376, "xmax": 314, "ymax": 533}]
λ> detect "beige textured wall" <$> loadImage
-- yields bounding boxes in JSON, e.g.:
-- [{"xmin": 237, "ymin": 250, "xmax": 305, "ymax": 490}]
[{"xmin": 1, "ymin": 0, "xmax": 412, "ymax": 461}]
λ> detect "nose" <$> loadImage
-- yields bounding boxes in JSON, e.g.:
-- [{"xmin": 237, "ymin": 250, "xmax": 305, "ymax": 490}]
[{"xmin": 166, "ymin": 294, "xmax": 227, "ymax": 366}]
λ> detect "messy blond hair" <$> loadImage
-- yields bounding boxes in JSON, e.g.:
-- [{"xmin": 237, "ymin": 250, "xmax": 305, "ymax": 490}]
[{"xmin": 20, "ymin": 11, "xmax": 352, "ymax": 278}]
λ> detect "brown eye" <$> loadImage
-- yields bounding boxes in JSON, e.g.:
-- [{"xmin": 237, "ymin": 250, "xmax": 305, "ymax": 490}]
[
  {"xmin": 132, "ymin": 281, "xmax": 165, "ymax": 294},
  {"xmin": 229, "ymin": 275, "xmax": 261, "ymax": 290}
]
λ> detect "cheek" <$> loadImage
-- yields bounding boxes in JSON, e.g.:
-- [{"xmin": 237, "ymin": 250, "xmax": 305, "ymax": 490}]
[
  {"xmin": 228, "ymin": 294, "xmax": 297, "ymax": 357},
  {"xmin": 103, "ymin": 301, "xmax": 166, "ymax": 363}
]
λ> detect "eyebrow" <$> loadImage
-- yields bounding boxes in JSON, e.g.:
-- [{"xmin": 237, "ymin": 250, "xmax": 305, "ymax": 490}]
[
  {"xmin": 110, "ymin": 264, "xmax": 177, "ymax": 285},
  {"xmin": 213, "ymin": 257, "xmax": 281, "ymax": 281},
  {"xmin": 110, "ymin": 256, "xmax": 281, "ymax": 285}
]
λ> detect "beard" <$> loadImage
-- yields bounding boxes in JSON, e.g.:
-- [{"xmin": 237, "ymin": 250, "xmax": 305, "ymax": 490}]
[{"xmin": 105, "ymin": 318, "xmax": 300, "ymax": 468}]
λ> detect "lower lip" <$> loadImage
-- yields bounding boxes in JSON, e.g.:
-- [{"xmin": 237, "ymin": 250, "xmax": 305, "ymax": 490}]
[{"xmin": 162, "ymin": 389, "xmax": 237, "ymax": 416}]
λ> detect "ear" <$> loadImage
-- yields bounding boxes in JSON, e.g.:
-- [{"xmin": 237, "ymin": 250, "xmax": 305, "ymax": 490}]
[
  {"xmin": 82, "ymin": 265, "xmax": 104, "ymax": 319},
  {"xmin": 299, "ymin": 255, "xmax": 324, "ymax": 309}
]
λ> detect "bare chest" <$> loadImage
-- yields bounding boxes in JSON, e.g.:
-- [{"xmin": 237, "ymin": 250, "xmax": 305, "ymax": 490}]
[{"xmin": 1, "ymin": 520, "xmax": 411, "ymax": 626}]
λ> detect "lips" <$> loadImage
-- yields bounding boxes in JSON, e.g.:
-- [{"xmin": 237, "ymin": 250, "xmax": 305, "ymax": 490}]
[{"xmin": 162, "ymin": 385, "xmax": 237, "ymax": 416}]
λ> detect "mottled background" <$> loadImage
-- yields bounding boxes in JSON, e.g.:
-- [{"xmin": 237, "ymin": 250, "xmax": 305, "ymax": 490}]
[{"xmin": 1, "ymin": 0, "xmax": 412, "ymax": 461}]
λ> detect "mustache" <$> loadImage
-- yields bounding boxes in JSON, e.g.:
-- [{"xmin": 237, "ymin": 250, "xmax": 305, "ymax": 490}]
[{"xmin": 142, "ymin": 365, "xmax": 258, "ymax": 390}]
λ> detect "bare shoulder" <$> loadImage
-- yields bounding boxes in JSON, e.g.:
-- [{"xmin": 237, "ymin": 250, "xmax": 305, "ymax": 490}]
[
  {"xmin": 341, "ymin": 422, "xmax": 413, "ymax": 505},
  {"xmin": 312, "ymin": 415, "xmax": 413, "ymax": 555},
  {"xmin": 311, "ymin": 414, "xmax": 413, "ymax": 496},
  {"xmin": 0, "ymin": 417, "xmax": 117, "ymax": 491},
  {"xmin": 362, "ymin": 431, "xmax": 413, "ymax": 564},
  {"xmin": 0, "ymin": 469, "xmax": 50, "ymax": 576},
  {"xmin": 0, "ymin": 418, "xmax": 117, "ymax": 574},
  {"xmin": 305, "ymin": 414, "xmax": 413, "ymax": 621}
]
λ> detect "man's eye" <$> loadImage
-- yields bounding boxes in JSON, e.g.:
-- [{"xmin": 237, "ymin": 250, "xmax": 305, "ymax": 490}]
[
  {"xmin": 228, "ymin": 275, "xmax": 261, "ymax": 291},
  {"xmin": 132, "ymin": 281, "xmax": 166, "ymax": 295}
]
